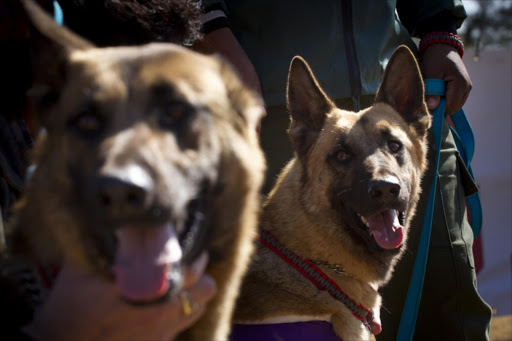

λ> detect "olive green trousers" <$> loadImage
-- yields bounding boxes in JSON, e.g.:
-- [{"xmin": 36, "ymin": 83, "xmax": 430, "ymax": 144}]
[{"xmin": 378, "ymin": 118, "xmax": 492, "ymax": 340}]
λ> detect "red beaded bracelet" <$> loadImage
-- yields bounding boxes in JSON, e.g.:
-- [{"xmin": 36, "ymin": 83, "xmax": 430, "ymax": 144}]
[{"xmin": 419, "ymin": 32, "xmax": 464, "ymax": 59}]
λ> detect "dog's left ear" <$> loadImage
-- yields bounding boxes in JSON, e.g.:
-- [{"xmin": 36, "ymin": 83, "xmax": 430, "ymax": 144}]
[
  {"xmin": 21, "ymin": 0, "xmax": 94, "ymax": 121},
  {"xmin": 375, "ymin": 45, "xmax": 430, "ymax": 136},
  {"xmin": 216, "ymin": 57, "xmax": 266, "ymax": 136},
  {"xmin": 287, "ymin": 56, "xmax": 335, "ymax": 159}
]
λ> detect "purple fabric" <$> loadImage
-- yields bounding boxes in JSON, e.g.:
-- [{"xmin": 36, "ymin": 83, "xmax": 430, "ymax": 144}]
[{"xmin": 229, "ymin": 321, "xmax": 342, "ymax": 341}]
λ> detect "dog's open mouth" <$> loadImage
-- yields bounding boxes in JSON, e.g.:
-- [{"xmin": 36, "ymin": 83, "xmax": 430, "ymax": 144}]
[
  {"xmin": 357, "ymin": 210, "xmax": 405, "ymax": 249},
  {"xmin": 109, "ymin": 193, "xmax": 210, "ymax": 304},
  {"xmin": 112, "ymin": 223, "xmax": 183, "ymax": 303}
]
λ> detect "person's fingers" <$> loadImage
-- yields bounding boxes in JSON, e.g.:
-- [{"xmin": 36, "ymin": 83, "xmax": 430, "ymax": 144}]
[
  {"xmin": 182, "ymin": 252, "xmax": 209, "ymax": 288},
  {"xmin": 179, "ymin": 251, "xmax": 217, "ymax": 315},
  {"xmin": 105, "ymin": 289, "xmax": 209, "ymax": 341},
  {"xmin": 426, "ymin": 95, "xmax": 440, "ymax": 111},
  {"xmin": 167, "ymin": 292, "xmax": 207, "ymax": 324},
  {"xmin": 163, "ymin": 302, "xmax": 206, "ymax": 340},
  {"xmin": 144, "ymin": 288, "xmax": 209, "ymax": 340},
  {"xmin": 426, "ymin": 81, "xmax": 470, "ymax": 115},
  {"xmin": 421, "ymin": 44, "xmax": 472, "ymax": 115},
  {"xmin": 184, "ymin": 273, "xmax": 217, "ymax": 305},
  {"xmin": 445, "ymin": 77, "xmax": 471, "ymax": 115}
]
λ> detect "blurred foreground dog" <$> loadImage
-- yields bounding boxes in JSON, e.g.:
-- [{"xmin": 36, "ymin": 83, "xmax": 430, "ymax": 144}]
[
  {"xmin": 6, "ymin": 1, "xmax": 265, "ymax": 340},
  {"xmin": 232, "ymin": 46, "xmax": 431, "ymax": 341}
]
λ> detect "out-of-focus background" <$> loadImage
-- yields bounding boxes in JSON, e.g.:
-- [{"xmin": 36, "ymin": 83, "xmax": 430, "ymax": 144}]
[{"xmin": 458, "ymin": 1, "xmax": 511, "ymax": 340}]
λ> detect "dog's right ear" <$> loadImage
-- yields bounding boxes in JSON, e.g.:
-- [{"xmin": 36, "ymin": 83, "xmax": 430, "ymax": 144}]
[
  {"xmin": 21, "ymin": 0, "xmax": 94, "ymax": 120},
  {"xmin": 374, "ymin": 45, "xmax": 430, "ymax": 137},
  {"xmin": 287, "ymin": 56, "xmax": 335, "ymax": 158}
]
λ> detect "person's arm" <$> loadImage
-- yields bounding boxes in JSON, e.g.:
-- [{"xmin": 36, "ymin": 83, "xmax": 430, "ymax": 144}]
[
  {"xmin": 193, "ymin": 27, "xmax": 263, "ymax": 98},
  {"xmin": 23, "ymin": 253, "xmax": 216, "ymax": 341},
  {"xmin": 192, "ymin": 6, "xmax": 266, "ymax": 133},
  {"xmin": 397, "ymin": 1, "xmax": 471, "ymax": 115},
  {"xmin": 192, "ymin": 4, "xmax": 263, "ymax": 98}
]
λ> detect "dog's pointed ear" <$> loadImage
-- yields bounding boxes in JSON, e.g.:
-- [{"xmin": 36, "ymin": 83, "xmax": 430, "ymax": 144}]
[
  {"xmin": 375, "ymin": 45, "xmax": 430, "ymax": 136},
  {"xmin": 287, "ymin": 56, "xmax": 335, "ymax": 158},
  {"xmin": 21, "ymin": 0, "xmax": 94, "ymax": 121},
  {"xmin": 216, "ymin": 56, "xmax": 266, "ymax": 137}
]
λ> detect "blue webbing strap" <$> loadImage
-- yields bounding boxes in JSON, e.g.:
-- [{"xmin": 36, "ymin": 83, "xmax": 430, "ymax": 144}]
[
  {"xmin": 53, "ymin": 0, "xmax": 63, "ymax": 26},
  {"xmin": 396, "ymin": 79, "xmax": 445, "ymax": 341},
  {"xmin": 449, "ymin": 112, "xmax": 483, "ymax": 237},
  {"xmin": 396, "ymin": 79, "xmax": 483, "ymax": 340}
]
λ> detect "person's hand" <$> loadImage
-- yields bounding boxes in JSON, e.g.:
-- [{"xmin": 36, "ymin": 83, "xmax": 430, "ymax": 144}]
[
  {"xmin": 420, "ymin": 44, "xmax": 472, "ymax": 115},
  {"xmin": 24, "ymin": 252, "xmax": 216, "ymax": 341}
]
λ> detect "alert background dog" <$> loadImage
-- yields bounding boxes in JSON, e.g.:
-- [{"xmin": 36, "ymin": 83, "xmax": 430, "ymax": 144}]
[
  {"xmin": 6, "ymin": 1, "xmax": 265, "ymax": 340},
  {"xmin": 232, "ymin": 46, "xmax": 431, "ymax": 341}
]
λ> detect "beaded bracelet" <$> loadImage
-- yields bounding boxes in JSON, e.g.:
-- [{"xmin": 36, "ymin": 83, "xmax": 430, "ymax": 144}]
[{"xmin": 419, "ymin": 32, "xmax": 464, "ymax": 59}]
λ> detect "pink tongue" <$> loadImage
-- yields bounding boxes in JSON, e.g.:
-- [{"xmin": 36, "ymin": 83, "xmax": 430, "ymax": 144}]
[
  {"xmin": 112, "ymin": 223, "xmax": 182, "ymax": 302},
  {"xmin": 366, "ymin": 210, "xmax": 404, "ymax": 249}
]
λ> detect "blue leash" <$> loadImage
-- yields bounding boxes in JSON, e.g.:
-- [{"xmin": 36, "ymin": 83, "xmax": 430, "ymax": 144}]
[
  {"xmin": 53, "ymin": 0, "xmax": 63, "ymax": 26},
  {"xmin": 449, "ymin": 111, "xmax": 483, "ymax": 237},
  {"xmin": 396, "ymin": 79, "xmax": 483, "ymax": 340}
]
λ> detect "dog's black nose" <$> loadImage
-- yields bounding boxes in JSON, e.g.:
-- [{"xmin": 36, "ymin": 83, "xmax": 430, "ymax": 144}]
[
  {"xmin": 368, "ymin": 178, "xmax": 401, "ymax": 202},
  {"xmin": 90, "ymin": 163, "xmax": 158, "ymax": 223},
  {"xmin": 95, "ymin": 176, "xmax": 148, "ymax": 212},
  {"xmin": 90, "ymin": 172, "xmax": 161, "ymax": 225}
]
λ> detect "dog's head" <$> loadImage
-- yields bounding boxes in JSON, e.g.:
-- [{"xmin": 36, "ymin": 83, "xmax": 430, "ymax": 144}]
[
  {"xmin": 286, "ymin": 46, "xmax": 430, "ymax": 281},
  {"xmin": 16, "ymin": 0, "xmax": 264, "ymax": 303}
]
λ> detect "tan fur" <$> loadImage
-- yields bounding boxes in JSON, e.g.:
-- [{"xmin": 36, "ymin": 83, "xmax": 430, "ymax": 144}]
[
  {"xmin": 233, "ymin": 46, "xmax": 431, "ymax": 340},
  {"xmin": 9, "ymin": 1, "xmax": 265, "ymax": 340}
]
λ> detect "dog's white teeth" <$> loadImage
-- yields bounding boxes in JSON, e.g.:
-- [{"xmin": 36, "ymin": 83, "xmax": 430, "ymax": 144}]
[
  {"xmin": 360, "ymin": 216, "xmax": 369, "ymax": 227},
  {"xmin": 398, "ymin": 211, "xmax": 406, "ymax": 226},
  {"xmin": 392, "ymin": 210, "xmax": 400, "ymax": 225}
]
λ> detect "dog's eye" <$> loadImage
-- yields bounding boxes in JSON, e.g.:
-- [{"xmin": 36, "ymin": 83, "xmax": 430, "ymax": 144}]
[
  {"xmin": 159, "ymin": 102, "xmax": 190, "ymax": 129},
  {"xmin": 70, "ymin": 112, "xmax": 103, "ymax": 137},
  {"xmin": 336, "ymin": 150, "xmax": 350, "ymax": 162},
  {"xmin": 388, "ymin": 140, "xmax": 402, "ymax": 153},
  {"xmin": 78, "ymin": 114, "xmax": 100, "ymax": 131}
]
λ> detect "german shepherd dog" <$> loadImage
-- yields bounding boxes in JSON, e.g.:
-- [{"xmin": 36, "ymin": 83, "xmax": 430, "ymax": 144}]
[
  {"xmin": 7, "ymin": 1, "xmax": 265, "ymax": 340},
  {"xmin": 232, "ymin": 46, "xmax": 431, "ymax": 341}
]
